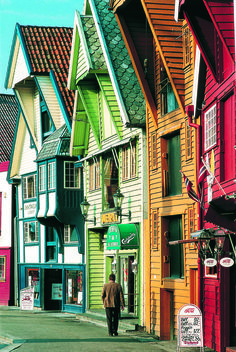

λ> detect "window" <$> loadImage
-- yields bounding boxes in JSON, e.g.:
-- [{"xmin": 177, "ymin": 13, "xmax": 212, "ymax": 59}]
[
  {"xmin": 89, "ymin": 159, "xmax": 100, "ymax": 191},
  {"xmin": 152, "ymin": 209, "xmax": 158, "ymax": 249},
  {"xmin": 46, "ymin": 227, "xmax": 57, "ymax": 262},
  {"xmin": 160, "ymin": 56, "xmax": 178, "ymax": 115},
  {"xmin": 122, "ymin": 140, "xmax": 137, "ymax": 180},
  {"xmin": 23, "ymin": 175, "xmax": 37, "ymax": 199},
  {"xmin": 64, "ymin": 162, "xmax": 80, "ymax": 189},
  {"xmin": 40, "ymin": 96, "xmax": 53, "ymax": 140},
  {"xmin": 64, "ymin": 225, "xmax": 77, "ymax": 244},
  {"xmin": 27, "ymin": 268, "xmax": 39, "ymax": 299},
  {"xmin": 66, "ymin": 270, "xmax": 83, "ymax": 306},
  {"xmin": 48, "ymin": 162, "xmax": 56, "ymax": 190},
  {"xmin": 151, "ymin": 132, "xmax": 158, "ymax": 169},
  {"xmin": 162, "ymin": 215, "xmax": 184, "ymax": 279},
  {"xmin": 161, "ymin": 133, "xmax": 181, "ymax": 197},
  {"xmin": 183, "ymin": 26, "xmax": 190, "ymax": 67},
  {"xmin": 122, "ymin": 146, "xmax": 128, "ymax": 180},
  {"xmin": 205, "ymin": 104, "xmax": 216, "ymax": 150},
  {"xmin": 185, "ymin": 121, "xmax": 192, "ymax": 159},
  {"xmin": 39, "ymin": 165, "xmax": 46, "ymax": 192},
  {"xmin": 24, "ymin": 222, "xmax": 39, "ymax": 243},
  {"xmin": 0, "ymin": 256, "xmax": 6, "ymax": 281},
  {"xmin": 103, "ymin": 153, "xmax": 118, "ymax": 209}
]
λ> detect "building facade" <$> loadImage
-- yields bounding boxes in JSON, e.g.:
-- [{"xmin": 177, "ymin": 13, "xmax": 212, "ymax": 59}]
[
  {"xmin": 5, "ymin": 24, "xmax": 86, "ymax": 313},
  {"xmin": 68, "ymin": 0, "xmax": 147, "ymax": 324}
]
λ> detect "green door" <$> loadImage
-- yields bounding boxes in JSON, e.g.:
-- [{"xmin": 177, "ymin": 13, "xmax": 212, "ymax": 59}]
[{"xmin": 168, "ymin": 215, "xmax": 184, "ymax": 278}]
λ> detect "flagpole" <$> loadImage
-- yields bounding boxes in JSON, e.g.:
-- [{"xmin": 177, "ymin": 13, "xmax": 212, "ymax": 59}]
[{"xmin": 201, "ymin": 157, "xmax": 226, "ymax": 195}]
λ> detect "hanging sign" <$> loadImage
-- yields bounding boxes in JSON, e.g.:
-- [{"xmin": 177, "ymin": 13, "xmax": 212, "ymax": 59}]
[
  {"xmin": 204, "ymin": 258, "xmax": 217, "ymax": 267},
  {"xmin": 220, "ymin": 257, "xmax": 234, "ymax": 267},
  {"xmin": 177, "ymin": 304, "xmax": 203, "ymax": 351}
]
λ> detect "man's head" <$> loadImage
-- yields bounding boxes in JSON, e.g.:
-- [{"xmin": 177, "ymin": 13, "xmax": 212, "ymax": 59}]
[{"xmin": 109, "ymin": 273, "xmax": 115, "ymax": 282}]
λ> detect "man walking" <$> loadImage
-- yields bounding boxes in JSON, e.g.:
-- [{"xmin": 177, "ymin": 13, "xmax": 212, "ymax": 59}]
[{"xmin": 101, "ymin": 273, "xmax": 125, "ymax": 336}]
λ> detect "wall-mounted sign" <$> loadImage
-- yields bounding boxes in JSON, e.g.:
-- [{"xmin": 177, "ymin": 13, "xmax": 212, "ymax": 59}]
[
  {"xmin": 24, "ymin": 202, "xmax": 37, "ymax": 218},
  {"xmin": 177, "ymin": 304, "xmax": 203, "ymax": 351},
  {"xmin": 101, "ymin": 210, "xmax": 120, "ymax": 226},
  {"xmin": 51, "ymin": 283, "xmax": 62, "ymax": 300},
  {"xmin": 220, "ymin": 257, "xmax": 234, "ymax": 267},
  {"xmin": 106, "ymin": 223, "xmax": 139, "ymax": 250},
  {"xmin": 204, "ymin": 258, "xmax": 217, "ymax": 267}
]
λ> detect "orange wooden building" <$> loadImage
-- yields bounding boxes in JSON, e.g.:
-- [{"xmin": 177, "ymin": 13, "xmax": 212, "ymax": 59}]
[{"xmin": 110, "ymin": 0, "xmax": 200, "ymax": 340}]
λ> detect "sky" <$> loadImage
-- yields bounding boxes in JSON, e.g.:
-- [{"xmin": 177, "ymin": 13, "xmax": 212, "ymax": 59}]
[{"xmin": 0, "ymin": 0, "xmax": 84, "ymax": 95}]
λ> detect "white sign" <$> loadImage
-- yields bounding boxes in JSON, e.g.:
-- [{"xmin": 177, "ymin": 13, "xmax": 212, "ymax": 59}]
[
  {"xmin": 204, "ymin": 258, "xmax": 217, "ymax": 267},
  {"xmin": 177, "ymin": 304, "xmax": 203, "ymax": 349},
  {"xmin": 20, "ymin": 287, "xmax": 34, "ymax": 310},
  {"xmin": 220, "ymin": 257, "xmax": 234, "ymax": 267},
  {"xmin": 24, "ymin": 202, "xmax": 37, "ymax": 218}
]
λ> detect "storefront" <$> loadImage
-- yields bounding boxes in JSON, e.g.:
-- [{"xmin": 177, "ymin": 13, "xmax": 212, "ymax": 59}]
[
  {"xmin": 105, "ymin": 223, "xmax": 139, "ymax": 316},
  {"xmin": 19, "ymin": 264, "xmax": 86, "ymax": 313}
]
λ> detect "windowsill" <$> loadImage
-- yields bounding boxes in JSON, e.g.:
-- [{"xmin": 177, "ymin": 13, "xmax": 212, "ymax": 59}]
[{"xmin": 24, "ymin": 242, "xmax": 39, "ymax": 246}]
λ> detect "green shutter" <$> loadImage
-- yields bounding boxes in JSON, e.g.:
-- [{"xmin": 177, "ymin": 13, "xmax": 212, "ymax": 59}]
[{"xmin": 168, "ymin": 134, "xmax": 181, "ymax": 196}]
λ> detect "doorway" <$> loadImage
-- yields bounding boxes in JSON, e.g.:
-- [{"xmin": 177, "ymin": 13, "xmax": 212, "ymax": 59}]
[
  {"xmin": 43, "ymin": 269, "xmax": 62, "ymax": 310},
  {"xmin": 160, "ymin": 289, "xmax": 174, "ymax": 340},
  {"xmin": 119, "ymin": 256, "xmax": 135, "ymax": 314}
]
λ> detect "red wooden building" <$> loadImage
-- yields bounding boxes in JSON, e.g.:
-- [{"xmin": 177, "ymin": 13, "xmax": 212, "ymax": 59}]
[{"xmin": 176, "ymin": 1, "xmax": 236, "ymax": 351}]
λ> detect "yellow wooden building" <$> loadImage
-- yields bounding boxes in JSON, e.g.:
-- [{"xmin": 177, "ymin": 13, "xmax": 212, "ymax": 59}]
[{"xmin": 110, "ymin": 0, "xmax": 200, "ymax": 339}]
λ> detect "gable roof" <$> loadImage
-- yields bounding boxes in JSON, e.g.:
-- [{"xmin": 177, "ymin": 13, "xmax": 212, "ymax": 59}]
[
  {"xmin": 86, "ymin": 0, "xmax": 146, "ymax": 127},
  {"xmin": 0, "ymin": 94, "xmax": 18, "ymax": 162},
  {"xmin": 6, "ymin": 24, "xmax": 75, "ymax": 120}
]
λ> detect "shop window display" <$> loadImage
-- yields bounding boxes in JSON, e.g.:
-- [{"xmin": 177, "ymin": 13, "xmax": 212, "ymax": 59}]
[{"xmin": 66, "ymin": 270, "xmax": 83, "ymax": 306}]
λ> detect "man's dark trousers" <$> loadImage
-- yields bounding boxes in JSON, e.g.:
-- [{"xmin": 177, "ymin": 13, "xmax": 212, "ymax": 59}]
[{"xmin": 105, "ymin": 307, "xmax": 119, "ymax": 335}]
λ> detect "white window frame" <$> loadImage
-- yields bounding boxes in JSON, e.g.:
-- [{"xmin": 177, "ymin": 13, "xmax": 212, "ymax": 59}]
[
  {"xmin": 39, "ymin": 165, "xmax": 46, "ymax": 192},
  {"xmin": 48, "ymin": 162, "xmax": 56, "ymax": 190},
  {"xmin": 64, "ymin": 225, "xmax": 77, "ymax": 244},
  {"xmin": 64, "ymin": 162, "xmax": 80, "ymax": 189},
  {"xmin": 23, "ymin": 175, "xmax": 37, "ymax": 200},
  {"xmin": 24, "ymin": 221, "xmax": 39, "ymax": 243},
  {"xmin": 205, "ymin": 104, "xmax": 217, "ymax": 150}
]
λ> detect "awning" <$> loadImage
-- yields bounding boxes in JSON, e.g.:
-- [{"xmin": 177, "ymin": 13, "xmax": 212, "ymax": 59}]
[
  {"xmin": 106, "ymin": 223, "xmax": 139, "ymax": 250},
  {"xmin": 204, "ymin": 195, "xmax": 236, "ymax": 232}
]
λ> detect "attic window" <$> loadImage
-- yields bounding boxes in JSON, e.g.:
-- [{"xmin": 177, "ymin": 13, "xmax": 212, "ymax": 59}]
[
  {"xmin": 160, "ymin": 56, "xmax": 178, "ymax": 115},
  {"xmin": 40, "ymin": 96, "xmax": 53, "ymax": 140}
]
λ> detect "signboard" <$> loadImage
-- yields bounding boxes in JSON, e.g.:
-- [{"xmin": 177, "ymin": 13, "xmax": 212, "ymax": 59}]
[
  {"xmin": 220, "ymin": 257, "xmax": 234, "ymax": 267},
  {"xmin": 101, "ymin": 210, "xmax": 120, "ymax": 226},
  {"xmin": 106, "ymin": 224, "xmax": 139, "ymax": 250},
  {"xmin": 177, "ymin": 304, "xmax": 203, "ymax": 351},
  {"xmin": 51, "ymin": 283, "xmax": 62, "ymax": 300},
  {"xmin": 24, "ymin": 202, "xmax": 37, "ymax": 218},
  {"xmin": 204, "ymin": 258, "xmax": 217, "ymax": 267},
  {"xmin": 20, "ymin": 287, "xmax": 34, "ymax": 310}
]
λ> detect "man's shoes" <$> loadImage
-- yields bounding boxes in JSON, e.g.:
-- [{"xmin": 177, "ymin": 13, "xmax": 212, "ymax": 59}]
[
  {"xmin": 114, "ymin": 332, "xmax": 118, "ymax": 336},
  {"xmin": 108, "ymin": 333, "xmax": 113, "ymax": 336}
]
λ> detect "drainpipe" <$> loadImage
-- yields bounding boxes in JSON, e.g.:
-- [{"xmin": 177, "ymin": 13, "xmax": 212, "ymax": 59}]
[{"xmin": 185, "ymin": 105, "xmax": 202, "ymax": 309}]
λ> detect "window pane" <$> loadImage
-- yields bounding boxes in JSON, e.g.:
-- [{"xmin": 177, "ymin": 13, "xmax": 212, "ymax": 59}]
[
  {"xmin": 66, "ymin": 270, "xmax": 83, "ymax": 305},
  {"xmin": 48, "ymin": 162, "xmax": 56, "ymax": 190},
  {"xmin": 39, "ymin": 165, "xmax": 46, "ymax": 191},
  {"xmin": 0, "ymin": 256, "xmax": 6, "ymax": 281}
]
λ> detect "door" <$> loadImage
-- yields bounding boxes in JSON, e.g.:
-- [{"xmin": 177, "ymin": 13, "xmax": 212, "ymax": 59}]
[
  {"xmin": 190, "ymin": 268, "xmax": 198, "ymax": 306},
  {"xmin": 160, "ymin": 289, "xmax": 174, "ymax": 340},
  {"xmin": 43, "ymin": 269, "xmax": 62, "ymax": 310},
  {"xmin": 119, "ymin": 256, "xmax": 135, "ymax": 314}
]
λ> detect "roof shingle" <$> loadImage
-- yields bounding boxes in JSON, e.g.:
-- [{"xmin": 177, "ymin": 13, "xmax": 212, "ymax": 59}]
[{"xmin": 20, "ymin": 25, "xmax": 75, "ymax": 118}]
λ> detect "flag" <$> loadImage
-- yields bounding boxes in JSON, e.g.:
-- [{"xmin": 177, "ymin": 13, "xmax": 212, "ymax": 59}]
[
  {"xmin": 180, "ymin": 171, "xmax": 200, "ymax": 203},
  {"xmin": 198, "ymin": 161, "xmax": 207, "ymax": 185}
]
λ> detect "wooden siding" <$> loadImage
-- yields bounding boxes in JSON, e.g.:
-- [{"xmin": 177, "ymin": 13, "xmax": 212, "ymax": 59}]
[
  {"xmin": 37, "ymin": 76, "xmax": 64, "ymax": 129},
  {"xmin": 87, "ymin": 230, "xmax": 104, "ymax": 309},
  {"xmin": 205, "ymin": 0, "xmax": 235, "ymax": 61},
  {"xmin": 12, "ymin": 45, "xmax": 29, "ymax": 88},
  {"xmin": 146, "ymin": 17, "xmax": 198, "ymax": 338},
  {"xmin": 76, "ymin": 31, "xmax": 89, "ymax": 81},
  {"xmin": 142, "ymin": 0, "xmax": 185, "ymax": 112}
]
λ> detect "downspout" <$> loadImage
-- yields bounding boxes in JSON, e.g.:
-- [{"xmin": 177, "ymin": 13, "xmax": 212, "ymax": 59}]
[{"xmin": 185, "ymin": 104, "xmax": 202, "ymax": 310}]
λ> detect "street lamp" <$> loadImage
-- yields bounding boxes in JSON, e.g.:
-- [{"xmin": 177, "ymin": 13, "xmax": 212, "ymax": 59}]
[
  {"xmin": 214, "ymin": 228, "xmax": 226, "ymax": 260},
  {"xmin": 113, "ymin": 187, "xmax": 131, "ymax": 221},
  {"xmin": 80, "ymin": 197, "xmax": 96, "ymax": 225}
]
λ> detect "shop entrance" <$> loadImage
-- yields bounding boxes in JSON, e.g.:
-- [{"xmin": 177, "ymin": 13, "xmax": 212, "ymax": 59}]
[
  {"xmin": 119, "ymin": 256, "xmax": 135, "ymax": 314},
  {"xmin": 43, "ymin": 269, "xmax": 62, "ymax": 310}
]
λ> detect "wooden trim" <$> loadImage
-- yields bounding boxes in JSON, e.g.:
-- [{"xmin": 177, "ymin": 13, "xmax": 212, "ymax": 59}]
[{"xmin": 158, "ymin": 123, "xmax": 182, "ymax": 137}]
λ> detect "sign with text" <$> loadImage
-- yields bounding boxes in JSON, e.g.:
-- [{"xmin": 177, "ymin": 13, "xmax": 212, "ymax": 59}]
[
  {"xmin": 20, "ymin": 287, "xmax": 34, "ymax": 310},
  {"xmin": 101, "ymin": 210, "xmax": 120, "ymax": 226},
  {"xmin": 177, "ymin": 304, "xmax": 203, "ymax": 349}
]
